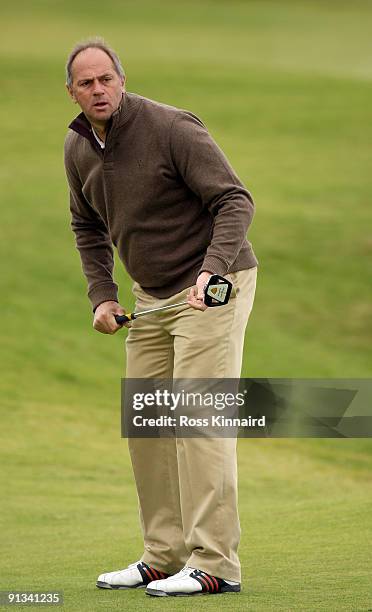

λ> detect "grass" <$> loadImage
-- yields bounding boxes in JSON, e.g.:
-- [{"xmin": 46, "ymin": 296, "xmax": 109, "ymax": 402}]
[
  {"xmin": 1, "ymin": 403, "xmax": 371, "ymax": 611},
  {"xmin": 1, "ymin": 1, "xmax": 372, "ymax": 610}
]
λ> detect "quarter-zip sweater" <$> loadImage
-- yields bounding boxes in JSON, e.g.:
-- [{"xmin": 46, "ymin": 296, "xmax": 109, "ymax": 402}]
[{"xmin": 64, "ymin": 92, "xmax": 258, "ymax": 310}]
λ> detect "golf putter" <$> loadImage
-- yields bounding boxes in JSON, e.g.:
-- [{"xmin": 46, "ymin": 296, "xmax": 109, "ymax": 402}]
[{"xmin": 114, "ymin": 274, "xmax": 233, "ymax": 326}]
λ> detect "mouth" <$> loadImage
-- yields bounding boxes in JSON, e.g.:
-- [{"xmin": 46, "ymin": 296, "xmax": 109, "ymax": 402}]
[{"xmin": 93, "ymin": 101, "xmax": 109, "ymax": 110}]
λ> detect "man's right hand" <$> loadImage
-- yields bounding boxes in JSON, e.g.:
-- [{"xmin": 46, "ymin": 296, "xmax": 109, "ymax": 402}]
[{"xmin": 93, "ymin": 301, "xmax": 130, "ymax": 334}]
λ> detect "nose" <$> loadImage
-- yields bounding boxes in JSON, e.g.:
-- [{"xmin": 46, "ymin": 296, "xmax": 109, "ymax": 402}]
[{"xmin": 92, "ymin": 78, "xmax": 105, "ymax": 95}]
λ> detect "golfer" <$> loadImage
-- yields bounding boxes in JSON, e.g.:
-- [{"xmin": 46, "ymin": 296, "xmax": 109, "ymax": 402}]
[{"xmin": 64, "ymin": 38, "xmax": 258, "ymax": 597}]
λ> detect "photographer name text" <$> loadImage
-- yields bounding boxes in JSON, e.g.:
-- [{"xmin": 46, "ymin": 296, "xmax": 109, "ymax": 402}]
[{"xmin": 132, "ymin": 415, "xmax": 266, "ymax": 428}]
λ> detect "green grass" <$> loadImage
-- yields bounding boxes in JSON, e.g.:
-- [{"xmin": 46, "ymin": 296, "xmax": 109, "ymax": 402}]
[
  {"xmin": 1, "ymin": 1, "xmax": 372, "ymax": 610},
  {"xmin": 1, "ymin": 404, "xmax": 371, "ymax": 611}
]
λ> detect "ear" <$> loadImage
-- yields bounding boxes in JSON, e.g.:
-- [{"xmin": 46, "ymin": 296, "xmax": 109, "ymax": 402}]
[{"xmin": 66, "ymin": 83, "xmax": 77, "ymax": 103}]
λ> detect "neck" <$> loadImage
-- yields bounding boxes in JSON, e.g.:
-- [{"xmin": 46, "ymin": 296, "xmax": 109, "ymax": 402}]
[{"xmin": 91, "ymin": 122, "xmax": 107, "ymax": 142}]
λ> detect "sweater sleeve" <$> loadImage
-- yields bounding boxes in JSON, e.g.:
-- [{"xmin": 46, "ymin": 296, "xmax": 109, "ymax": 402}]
[
  {"xmin": 64, "ymin": 140, "xmax": 118, "ymax": 311},
  {"xmin": 170, "ymin": 112, "xmax": 255, "ymax": 276}
]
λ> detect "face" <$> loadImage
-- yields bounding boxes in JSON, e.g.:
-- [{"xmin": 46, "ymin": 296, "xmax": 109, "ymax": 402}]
[{"xmin": 67, "ymin": 47, "xmax": 125, "ymax": 127}]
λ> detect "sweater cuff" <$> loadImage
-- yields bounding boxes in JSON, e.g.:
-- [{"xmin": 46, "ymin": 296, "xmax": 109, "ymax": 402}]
[
  {"xmin": 89, "ymin": 282, "xmax": 119, "ymax": 312},
  {"xmin": 199, "ymin": 255, "xmax": 229, "ymax": 277}
]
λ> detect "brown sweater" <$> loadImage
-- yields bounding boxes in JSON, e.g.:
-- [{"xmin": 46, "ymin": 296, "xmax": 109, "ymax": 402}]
[{"xmin": 64, "ymin": 92, "xmax": 258, "ymax": 310}]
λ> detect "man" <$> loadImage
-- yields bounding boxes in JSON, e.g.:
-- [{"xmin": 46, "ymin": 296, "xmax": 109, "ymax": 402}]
[{"xmin": 64, "ymin": 38, "xmax": 258, "ymax": 597}]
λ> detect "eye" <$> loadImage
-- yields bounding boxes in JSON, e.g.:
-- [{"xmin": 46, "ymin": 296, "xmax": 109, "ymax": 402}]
[{"xmin": 103, "ymin": 76, "xmax": 112, "ymax": 82}]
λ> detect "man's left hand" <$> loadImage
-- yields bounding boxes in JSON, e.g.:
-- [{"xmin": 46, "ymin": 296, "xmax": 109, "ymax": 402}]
[{"xmin": 186, "ymin": 271, "xmax": 212, "ymax": 311}]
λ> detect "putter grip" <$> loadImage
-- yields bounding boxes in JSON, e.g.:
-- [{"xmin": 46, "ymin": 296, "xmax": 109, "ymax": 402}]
[{"xmin": 114, "ymin": 314, "xmax": 131, "ymax": 325}]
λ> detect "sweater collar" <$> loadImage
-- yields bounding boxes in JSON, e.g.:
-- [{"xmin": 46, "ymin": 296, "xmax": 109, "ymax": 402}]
[{"xmin": 68, "ymin": 92, "xmax": 142, "ymax": 143}]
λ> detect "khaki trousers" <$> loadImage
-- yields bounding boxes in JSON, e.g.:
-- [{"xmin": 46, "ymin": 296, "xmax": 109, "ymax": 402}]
[{"xmin": 125, "ymin": 267, "xmax": 257, "ymax": 582}]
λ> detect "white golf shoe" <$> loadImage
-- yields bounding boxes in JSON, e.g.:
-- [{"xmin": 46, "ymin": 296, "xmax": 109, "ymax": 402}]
[
  {"xmin": 146, "ymin": 566, "xmax": 240, "ymax": 597},
  {"xmin": 96, "ymin": 560, "xmax": 169, "ymax": 590}
]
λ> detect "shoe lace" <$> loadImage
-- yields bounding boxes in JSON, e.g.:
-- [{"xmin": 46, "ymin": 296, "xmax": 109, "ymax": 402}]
[
  {"xmin": 170, "ymin": 566, "xmax": 195, "ymax": 579},
  {"xmin": 129, "ymin": 560, "xmax": 142, "ymax": 569}
]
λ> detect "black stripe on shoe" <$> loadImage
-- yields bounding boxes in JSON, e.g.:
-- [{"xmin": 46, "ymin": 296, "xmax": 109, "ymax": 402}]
[
  {"xmin": 137, "ymin": 562, "xmax": 169, "ymax": 585},
  {"xmin": 191, "ymin": 570, "xmax": 241, "ymax": 595}
]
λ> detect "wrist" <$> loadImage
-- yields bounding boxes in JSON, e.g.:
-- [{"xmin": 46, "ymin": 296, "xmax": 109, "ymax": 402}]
[{"xmin": 93, "ymin": 299, "xmax": 118, "ymax": 313}]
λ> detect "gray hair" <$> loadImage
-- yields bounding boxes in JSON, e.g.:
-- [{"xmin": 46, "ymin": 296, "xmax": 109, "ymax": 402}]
[{"xmin": 66, "ymin": 37, "xmax": 125, "ymax": 87}]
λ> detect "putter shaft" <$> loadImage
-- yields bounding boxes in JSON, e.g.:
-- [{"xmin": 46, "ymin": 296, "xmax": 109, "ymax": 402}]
[
  {"xmin": 134, "ymin": 300, "xmax": 188, "ymax": 318},
  {"xmin": 115, "ymin": 301, "xmax": 188, "ymax": 324}
]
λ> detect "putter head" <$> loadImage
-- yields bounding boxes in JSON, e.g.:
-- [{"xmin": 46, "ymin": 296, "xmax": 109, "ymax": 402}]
[{"xmin": 204, "ymin": 274, "xmax": 233, "ymax": 307}]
